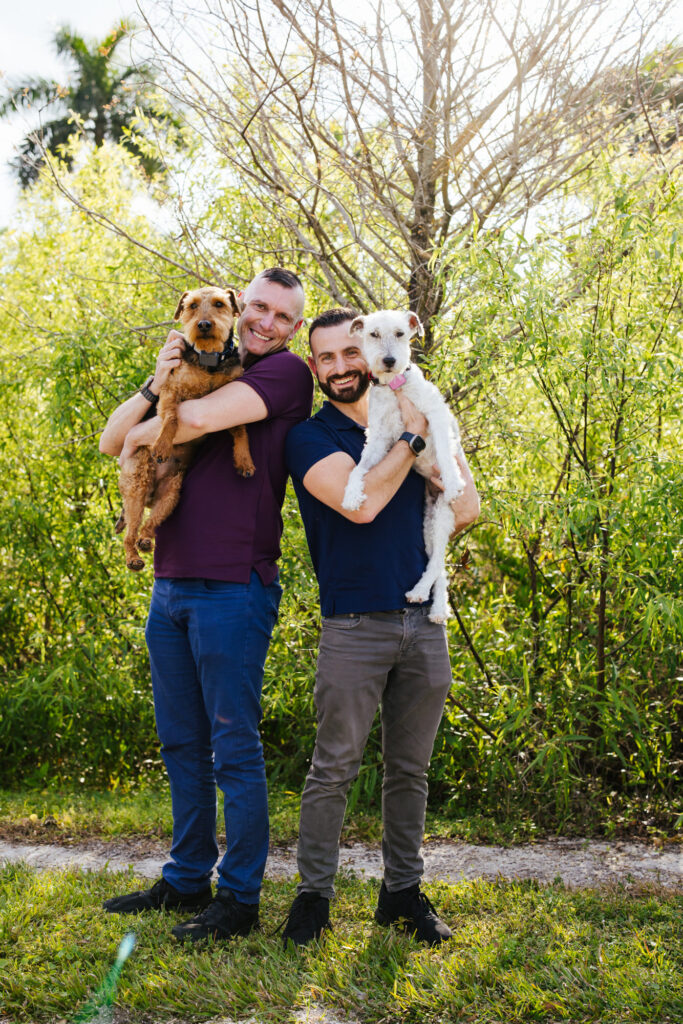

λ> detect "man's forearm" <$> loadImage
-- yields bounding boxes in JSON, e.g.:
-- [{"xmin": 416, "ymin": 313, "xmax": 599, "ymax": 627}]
[
  {"xmin": 117, "ymin": 380, "xmax": 271, "ymax": 464},
  {"xmin": 99, "ymin": 333, "xmax": 187, "ymax": 457},
  {"xmin": 117, "ymin": 412, "xmax": 203, "ymax": 463},
  {"xmin": 354, "ymin": 441, "xmax": 418, "ymax": 521},
  {"xmin": 99, "ymin": 393, "xmax": 156, "ymax": 456},
  {"xmin": 302, "ymin": 437, "xmax": 419, "ymax": 524},
  {"xmin": 450, "ymin": 452, "xmax": 480, "ymax": 535}
]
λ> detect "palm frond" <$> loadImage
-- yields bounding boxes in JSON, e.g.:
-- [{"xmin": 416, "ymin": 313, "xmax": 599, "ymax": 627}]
[
  {"xmin": 0, "ymin": 78, "xmax": 61, "ymax": 117},
  {"xmin": 1, "ymin": 20, "xmax": 181, "ymax": 187},
  {"xmin": 54, "ymin": 26, "xmax": 89, "ymax": 64}
]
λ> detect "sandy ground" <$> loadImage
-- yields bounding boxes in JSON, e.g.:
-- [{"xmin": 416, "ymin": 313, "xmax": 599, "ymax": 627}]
[{"xmin": 0, "ymin": 834, "xmax": 681, "ymax": 889}]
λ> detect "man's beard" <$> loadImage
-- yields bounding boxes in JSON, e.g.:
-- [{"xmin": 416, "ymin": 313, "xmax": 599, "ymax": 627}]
[{"xmin": 318, "ymin": 370, "xmax": 370, "ymax": 403}]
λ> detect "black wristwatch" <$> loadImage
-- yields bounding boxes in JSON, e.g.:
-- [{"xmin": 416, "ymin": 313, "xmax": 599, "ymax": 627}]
[
  {"xmin": 399, "ymin": 431, "xmax": 426, "ymax": 456},
  {"xmin": 140, "ymin": 375, "xmax": 159, "ymax": 404}
]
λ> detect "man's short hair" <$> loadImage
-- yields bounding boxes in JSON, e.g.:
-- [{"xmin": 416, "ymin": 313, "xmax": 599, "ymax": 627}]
[
  {"xmin": 308, "ymin": 307, "xmax": 359, "ymax": 348},
  {"xmin": 258, "ymin": 267, "xmax": 303, "ymax": 291}
]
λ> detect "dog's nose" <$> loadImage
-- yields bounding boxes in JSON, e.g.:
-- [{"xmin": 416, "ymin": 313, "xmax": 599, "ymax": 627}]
[
  {"xmin": 198, "ymin": 320, "xmax": 212, "ymax": 332},
  {"xmin": 383, "ymin": 356, "xmax": 396, "ymax": 368}
]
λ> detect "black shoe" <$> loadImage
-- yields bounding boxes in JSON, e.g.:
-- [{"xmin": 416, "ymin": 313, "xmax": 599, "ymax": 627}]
[
  {"xmin": 171, "ymin": 888, "xmax": 259, "ymax": 943},
  {"xmin": 375, "ymin": 881, "xmax": 452, "ymax": 946},
  {"xmin": 281, "ymin": 892, "xmax": 331, "ymax": 948},
  {"xmin": 103, "ymin": 877, "xmax": 213, "ymax": 915}
]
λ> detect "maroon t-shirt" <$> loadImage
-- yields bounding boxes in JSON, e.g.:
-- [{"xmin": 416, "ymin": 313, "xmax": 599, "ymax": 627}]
[{"xmin": 153, "ymin": 349, "xmax": 313, "ymax": 583}]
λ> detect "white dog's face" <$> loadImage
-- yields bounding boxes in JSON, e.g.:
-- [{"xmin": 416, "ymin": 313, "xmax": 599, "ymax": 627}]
[{"xmin": 349, "ymin": 310, "xmax": 423, "ymax": 383}]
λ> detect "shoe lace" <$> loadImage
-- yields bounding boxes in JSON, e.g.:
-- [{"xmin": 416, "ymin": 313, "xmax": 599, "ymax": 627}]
[
  {"xmin": 413, "ymin": 891, "xmax": 438, "ymax": 919},
  {"xmin": 389, "ymin": 889, "xmax": 439, "ymax": 926}
]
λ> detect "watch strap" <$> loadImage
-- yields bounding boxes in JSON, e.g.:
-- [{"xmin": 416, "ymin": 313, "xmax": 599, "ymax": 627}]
[
  {"xmin": 399, "ymin": 431, "xmax": 425, "ymax": 455},
  {"xmin": 140, "ymin": 375, "xmax": 159, "ymax": 404}
]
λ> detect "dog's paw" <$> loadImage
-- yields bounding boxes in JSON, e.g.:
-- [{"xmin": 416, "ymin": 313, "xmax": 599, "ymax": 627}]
[
  {"xmin": 236, "ymin": 465, "xmax": 255, "ymax": 478},
  {"xmin": 406, "ymin": 584, "xmax": 431, "ymax": 604},
  {"xmin": 152, "ymin": 444, "xmax": 172, "ymax": 464},
  {"xmin": 126, "ymin": 556, "xmax": 145, "ymax": 571},
  {"xmin": 342, "ymin": 484, "xmax": 365, "ymax": 511},
  {"xmin": 443, "ymin": 484, "xmax": 465, "ymax": 504},
  {"xmin": 342, "ymin": 470, "xmax": 367, "ymax": 511},
  {"xmin": 428, "ymin": 608, "xmax": 450, "ymax": 624},
  {"xmin": 114, "ymin": 514, "xmax": 125, "ymax": 535},
  {"xmin": 137, "ymin": 538, "xmax": 153, "ymax": 552}
]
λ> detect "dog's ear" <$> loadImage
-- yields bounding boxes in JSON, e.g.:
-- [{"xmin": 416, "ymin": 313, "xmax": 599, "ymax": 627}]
[
  {"xmin": 174, "ymin": 292, "xmax": 189, "ymax": 321},
  {"xmin": 349, "ymin": 316, "xmax": 365, "ymax": 336},
  {"xmin": 227, "ymin": 288, "xmax": 242, "ymax": 317},
  {"xmin": 406, "ymin": 312, "xmax": 424, "ymax": 338}
]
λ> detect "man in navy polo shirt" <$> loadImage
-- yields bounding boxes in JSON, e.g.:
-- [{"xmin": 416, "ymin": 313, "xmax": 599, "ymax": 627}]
[
  {"xmin": 282, "ymin": 307, "xmax": 480, "ymax": 948},
  {"xmin": 98, "ymin": 269, "xmax": 313, "ymax": 942}
]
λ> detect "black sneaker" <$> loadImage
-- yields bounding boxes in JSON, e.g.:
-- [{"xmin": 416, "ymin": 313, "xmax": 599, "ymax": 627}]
[
  {"xmin": 281, "ymin": 892, "xmax": 331, "ymax": 948},
  {"xmin": 171, "ymin": 888, "xmax": 259, "ymax": 943},
  {"xmin": 375, "ymin": 881, "xmax": 452, "ymax": 946},
  {"xmin": 103, "ymin": 877, "xmax": 212, "ymax": 915}
]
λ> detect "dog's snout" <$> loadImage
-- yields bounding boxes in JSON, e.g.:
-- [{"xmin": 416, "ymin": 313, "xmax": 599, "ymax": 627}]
[
  {"xmin": 198, "ymin": 319, "xmax": 212, "ymax": 332},
  {"xmin": 383, "ymin": 356, "xmax": 396, "ymax": 368}
]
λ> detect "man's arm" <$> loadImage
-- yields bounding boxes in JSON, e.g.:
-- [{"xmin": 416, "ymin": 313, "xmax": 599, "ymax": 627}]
[
  {"xmin": 425, "ymin": 450, "xmax": 480, "ymax": 535},
  {"xmin": 302, "ymin": 445, "xmax": 418, "ymax": 524},
  {"xmin": 118, "ymin": 379, "xmax": 269, "ymax": 463},
  {"xmin": 450, "ymin": 451, "xmax": 480, "ymax": 535},
  {"xmin": 102, "ymin": 328, "xmax": 272, "ymax": 462},
  {"xmin": 99, "ymin": 333, "xmax": 185, "ymax": 456},
  {"xmin": 302, "ymin": 396, "xmax": 429, "ymax": 524}
]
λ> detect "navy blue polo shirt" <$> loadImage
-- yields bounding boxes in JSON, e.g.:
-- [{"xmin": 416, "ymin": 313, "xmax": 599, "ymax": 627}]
[{"xmin": 285, "ymin": 401, "xmax": 428, "ymax": 616}]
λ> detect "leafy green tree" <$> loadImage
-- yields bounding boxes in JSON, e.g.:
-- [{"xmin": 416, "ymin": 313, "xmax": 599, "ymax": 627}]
[
  {"xmin": 0, "ymin": 129, "xmax": 680, "ymax": 834},
  {"xmin": 0, "ymin": 21, "xmax": 169, "ymax": 186},
  {"xmin": 430, "ymin": 149, "xmax": 683, "ymax": 826},
  {"xmin": 0, "ymin": 141, "xmax": 319, "ymax": 788},
  {"xmin": 0, "ymin": 144, "xmax": 173, "ymax": 784}
]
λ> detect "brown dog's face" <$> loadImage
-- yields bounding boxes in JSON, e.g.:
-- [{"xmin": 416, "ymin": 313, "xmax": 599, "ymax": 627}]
[{"xmin": 174, "ymin": 287, "xmax": 241, "ymax": 353}]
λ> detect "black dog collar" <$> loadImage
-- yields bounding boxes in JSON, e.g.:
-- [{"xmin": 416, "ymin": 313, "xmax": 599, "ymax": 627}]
[{"xmin": 184, "ymin": 326, "xmax": 236, "ymax": 372}]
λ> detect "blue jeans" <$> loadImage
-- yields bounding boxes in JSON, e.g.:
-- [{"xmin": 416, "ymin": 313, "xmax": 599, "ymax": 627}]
[{"xmin": 145, "ymin": 573, "xmax": 282, "ymax": 903}]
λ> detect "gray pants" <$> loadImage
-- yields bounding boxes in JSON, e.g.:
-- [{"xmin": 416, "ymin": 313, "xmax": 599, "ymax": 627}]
[{"xmin": 297, "ymin": 605, "xmax": 453, "ymax": 898}]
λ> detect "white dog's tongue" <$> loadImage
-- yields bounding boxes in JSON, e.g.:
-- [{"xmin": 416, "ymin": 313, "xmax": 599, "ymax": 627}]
[{"xmin": 388, "ymin": 373, "xmax": 408, "ymax": 391}]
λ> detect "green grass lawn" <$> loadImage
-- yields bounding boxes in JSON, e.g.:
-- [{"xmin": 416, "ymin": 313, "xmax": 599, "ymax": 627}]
[
  {"xmin": 0, "ymin": 863, "xmax": 681, "ymax": 1023},
  {"xmin": 0, "ymin": 784, "xmax": 545, "ymax": 849},
  {"xmin": 1, "ymin": 786, "xmax": 681, "ymax": 1022}
]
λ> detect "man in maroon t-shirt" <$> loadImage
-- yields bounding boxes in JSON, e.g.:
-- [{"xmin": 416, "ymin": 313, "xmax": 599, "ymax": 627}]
[{"xmin": 98, "ymin": 268, "xmax": 313, "ymax": 942}]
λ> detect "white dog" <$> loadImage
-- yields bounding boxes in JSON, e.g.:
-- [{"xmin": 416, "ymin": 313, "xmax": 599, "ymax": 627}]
[{"xmin": 342, "ymin": 310, "xmax": 465, "ymax": 623}]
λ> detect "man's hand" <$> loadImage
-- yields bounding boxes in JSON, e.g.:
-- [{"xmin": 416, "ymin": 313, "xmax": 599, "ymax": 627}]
[
  {"xmin": 150, "ymin": 332, "xmax": 185, "ymax": 394},
  {"xmin": 427, "ymin": 465, "xmax": 445, "ymax": 496},
  {"xmin": 429, "ymin": 453, "xmax": 480, "ymax": 536},
  {"xmin": 119, "ymin": 419, "xmax": 158, "ymax": 466},
  {"xmin": 396, "ymin": 391, "xmax": 429, "ymax": 439},
  {"xmin": 99, "ymin": 338, "xmax": 181, "ymax": 458}
]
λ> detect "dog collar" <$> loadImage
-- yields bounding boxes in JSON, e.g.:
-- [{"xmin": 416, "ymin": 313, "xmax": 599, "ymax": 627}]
[{"xmin": 186, "ymin": 327, "xmax": 236, "ymax": 371}]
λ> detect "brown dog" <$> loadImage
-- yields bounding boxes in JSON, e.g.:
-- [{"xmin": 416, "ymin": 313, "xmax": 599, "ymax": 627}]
[{"xmin": 117, "ymin": 286, "xmax": 255, "ymax": 570}]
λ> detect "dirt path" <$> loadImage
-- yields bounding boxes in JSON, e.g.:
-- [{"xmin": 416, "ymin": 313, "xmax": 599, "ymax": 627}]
[{"xmin": 1, "ymin": 835, "xmax": 681, "ymax": 889}]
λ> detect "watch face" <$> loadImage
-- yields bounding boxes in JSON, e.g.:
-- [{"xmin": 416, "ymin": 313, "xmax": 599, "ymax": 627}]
[{"xmin": 412, "ymin": 435, "xmax": 426, "ymax": 454}]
